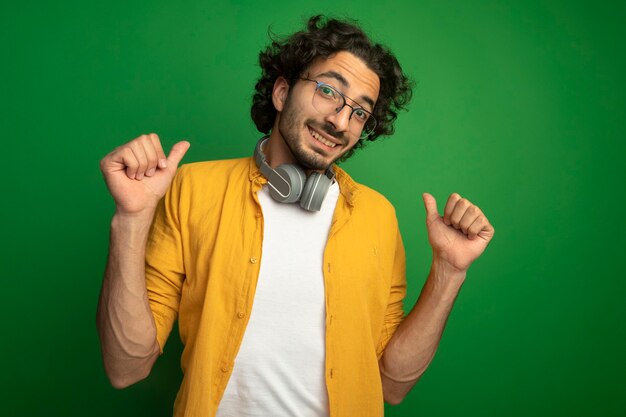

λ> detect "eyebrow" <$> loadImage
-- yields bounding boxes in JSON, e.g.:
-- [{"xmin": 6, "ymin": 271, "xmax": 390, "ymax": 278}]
[{"xmin": 315, "ymin": 70, "xmax": 376, "ymax": 110}]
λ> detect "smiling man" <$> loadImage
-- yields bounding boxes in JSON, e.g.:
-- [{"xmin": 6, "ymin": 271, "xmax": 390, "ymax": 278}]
[
  {"xmin": 97, "ymin": 15, "xmax": 494, "ymax": 417},
  {"xmin": 266, "ymin": 51, "xmax": 380, "ymax": 170}
]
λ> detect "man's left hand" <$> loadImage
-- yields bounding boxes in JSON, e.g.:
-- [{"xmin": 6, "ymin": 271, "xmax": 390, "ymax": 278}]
[{"xmin": 422, "ymin": 193, "xmax": 495, "ymax": 272}]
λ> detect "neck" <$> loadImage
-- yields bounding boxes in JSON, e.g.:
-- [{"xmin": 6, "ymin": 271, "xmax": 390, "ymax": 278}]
[
  {"xmin": 263, "ymin": 130, "xmax": 326, "ymax": 177},
  {"xmin": 263, "ymin": 130, "xmax": 296, "ymax": 169}
]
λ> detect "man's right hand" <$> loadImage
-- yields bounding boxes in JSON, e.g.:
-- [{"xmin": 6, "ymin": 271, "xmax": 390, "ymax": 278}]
[{"xmin": 100, "ymin": 133, "xmax": 190, "ymax": 216}]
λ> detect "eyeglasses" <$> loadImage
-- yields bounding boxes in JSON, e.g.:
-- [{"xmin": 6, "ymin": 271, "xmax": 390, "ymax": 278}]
[{"xmin": 301, "ymin": 78, "xmax": 377, "ymax": 139}]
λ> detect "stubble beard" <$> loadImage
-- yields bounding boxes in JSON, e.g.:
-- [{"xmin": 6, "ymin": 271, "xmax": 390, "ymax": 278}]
[{"xmin": 278, "ymin": 95, "xmax": 349, "ymax": 171}]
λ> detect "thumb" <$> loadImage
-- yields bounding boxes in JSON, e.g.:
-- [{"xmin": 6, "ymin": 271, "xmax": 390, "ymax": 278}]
[
  {"xmin": 166, "ymin": 141, "xmax": 191, "ymax": 170},
  {"xmin": 422, "ymin": 193, "xmax": 440, "ymax": 223}
]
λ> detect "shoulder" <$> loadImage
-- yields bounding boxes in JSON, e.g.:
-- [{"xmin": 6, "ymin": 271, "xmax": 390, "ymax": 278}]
[
  {"xmin": 165, "ymin": 157, "xmax": 253, "ymax": 215},
  {"xmin": 335, "ymin": 166, "xmax": 395, "ymax": 210},
  {"xmin": 177, "ymin": 157, "xmax": 251, "ymax": 178},
  {"xmin": 165, "ymin": 157, "xmax": 253, "ymax": 204},
  {"xmin": 173, "ymin": 157, "xmax": 251, "ymax": 187},
  {"xmin": 355, "ymin": 183, "xmax": 398, "ymax": 226},
  {"xmin": 357, "ymin": 183, "xmax": 394, "ymax": 209},
  {"xmin": 334, "ymin": 166, "xmax": 397, "ymax": 222}
]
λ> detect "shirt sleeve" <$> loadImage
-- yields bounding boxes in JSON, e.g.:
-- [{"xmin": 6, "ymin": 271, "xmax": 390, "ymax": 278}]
[
  {"xmin": 145, "ymin": 170, "xmax": 186, "ymax": 353},
  {"xmin": 376, "ymin": 226, "xmax": 407, "ymax": 359}
]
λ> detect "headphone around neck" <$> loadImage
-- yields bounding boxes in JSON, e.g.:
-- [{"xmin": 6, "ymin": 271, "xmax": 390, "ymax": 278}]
[{"xmin": 253, "ymin": 137, "xmax": 335, "ymax": 212}]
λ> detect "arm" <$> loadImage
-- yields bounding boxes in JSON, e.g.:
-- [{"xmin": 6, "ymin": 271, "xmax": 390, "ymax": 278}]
[
  {"xmin": 380, "ymin": 193, "xmax": 494, "ymax": 404},
  {"xmin": 96, "ymin": 210, "xmax": 161, "ymax": 389},
  {"xmin": 96, "ymin": 134, "xmax": 190, "ymax": 388}
]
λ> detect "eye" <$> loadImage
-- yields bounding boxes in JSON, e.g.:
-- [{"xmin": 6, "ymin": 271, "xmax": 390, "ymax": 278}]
[
  {"xmin": 319, "ymin": 85, "xmax": 337, "ymax": 99},
  {"xmin": 353, "ymin": 108, "xmax": 369, "ymax": 122}
]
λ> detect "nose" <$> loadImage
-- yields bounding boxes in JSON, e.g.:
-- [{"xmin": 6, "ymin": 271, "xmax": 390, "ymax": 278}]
[{"xmin": 324, "ymin": 105, "xmax": 352, "ymax": 133}]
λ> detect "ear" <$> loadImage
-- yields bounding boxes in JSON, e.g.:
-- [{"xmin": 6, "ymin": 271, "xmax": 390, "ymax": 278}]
[{"xmin": 272, "ymin": 76, "xmax": 290, "ymax": 112}]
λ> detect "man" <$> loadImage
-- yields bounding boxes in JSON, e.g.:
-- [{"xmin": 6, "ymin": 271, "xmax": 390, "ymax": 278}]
[{"xmin": 97, "ymin": 15, "xmax": 494, "ymax": 417}]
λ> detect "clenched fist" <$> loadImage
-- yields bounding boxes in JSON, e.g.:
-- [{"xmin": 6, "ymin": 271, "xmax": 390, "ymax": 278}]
[
  {"xmin": 422, "ymin": 192, "xmax": 494, "ymax": 272},
  {"xmin": 100, "ymin": 133, "xmax": 190, "ymax": 216}
]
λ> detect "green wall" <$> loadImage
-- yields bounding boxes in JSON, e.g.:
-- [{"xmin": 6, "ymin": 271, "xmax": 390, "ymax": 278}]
[{"xmin": 2, "ymin": 0, "xmax": 625, "ymax": 416}]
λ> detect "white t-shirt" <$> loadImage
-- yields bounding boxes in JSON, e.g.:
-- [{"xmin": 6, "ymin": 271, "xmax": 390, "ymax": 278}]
[{"xmin": 215, "ymin": 181, "xmax": 340, "ymax": 417}]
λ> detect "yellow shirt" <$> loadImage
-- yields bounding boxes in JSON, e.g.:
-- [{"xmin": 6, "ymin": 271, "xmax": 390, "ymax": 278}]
[{"xmin": 145, "ymin": 157, "xmax": 407, "ymax": 417}]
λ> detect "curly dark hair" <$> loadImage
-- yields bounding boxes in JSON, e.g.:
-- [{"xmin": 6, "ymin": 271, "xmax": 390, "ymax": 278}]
[{"xmin": 251, "ymin": 15, "xmax": 413, "ymax": 161}]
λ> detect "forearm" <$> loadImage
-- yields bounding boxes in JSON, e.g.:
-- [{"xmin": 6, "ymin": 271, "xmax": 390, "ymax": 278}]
[
  {"xmin": 96, "ymin": 211, "xmax": 161, "ymax": 388},
  {"xmin": 379, "ymin": 258, "xmax": 466, "ymax": 404}
]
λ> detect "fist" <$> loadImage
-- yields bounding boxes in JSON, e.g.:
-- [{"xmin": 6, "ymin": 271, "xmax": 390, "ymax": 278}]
[
  {"xmin": 422, "ymin": 192, "xmax": 494, "ymax": 271},
  {"xmin": 100, "ymin": 133, "xmax": 190, "ymax": 215}
]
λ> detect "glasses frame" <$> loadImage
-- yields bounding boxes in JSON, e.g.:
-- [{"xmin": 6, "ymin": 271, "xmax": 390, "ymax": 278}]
[{"xmin": 300, "ymin": 78, "xmax": 377, "ymax": 139}]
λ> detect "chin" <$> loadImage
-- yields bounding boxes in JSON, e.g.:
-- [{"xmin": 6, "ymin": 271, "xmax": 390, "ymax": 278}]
[
  {"xmin": 278, "ymin": 117, "xmax": 346, "ymax": 170},
  {"xmin": 294, "ymin": 150, "xmax": 333, "ymax": 171}
]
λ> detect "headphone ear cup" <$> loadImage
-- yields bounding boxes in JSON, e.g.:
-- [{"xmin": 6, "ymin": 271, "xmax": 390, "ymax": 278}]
[
  {"xmin": 300, "ymin": 171, "xmax": 332, "ymax": 211},
  {"xmin": 271, "ymin": 164, "xmax": 306, "ymax": 203}
]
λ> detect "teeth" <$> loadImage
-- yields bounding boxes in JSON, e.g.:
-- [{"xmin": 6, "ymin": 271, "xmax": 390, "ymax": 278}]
[{"xmin": 309, "ymin": 128, "xmax": 336, "ymax": 148}]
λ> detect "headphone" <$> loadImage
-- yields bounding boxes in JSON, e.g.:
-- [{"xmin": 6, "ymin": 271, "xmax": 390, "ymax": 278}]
[{"xmin": 253, "ymin": 136, "xmax": 335, "ymax": 212}]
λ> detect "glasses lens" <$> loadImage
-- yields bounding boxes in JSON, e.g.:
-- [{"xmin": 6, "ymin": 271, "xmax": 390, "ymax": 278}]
[
  {"xmin": 312, "ymin": 83, "xmax": 343, "ymax": 114},
  {"xmin": 360, "ymin": 116, "xmax": 377, "ymax": 139},
  {"xmin": 311, "ymin": 82, "xmax": 377, "ymax": 139}
]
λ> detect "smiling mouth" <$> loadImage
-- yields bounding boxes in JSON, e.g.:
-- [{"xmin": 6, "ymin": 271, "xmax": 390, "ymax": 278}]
[{"xmin": 308, "ymin": 126, "xmax": 337, "ymax": 148}]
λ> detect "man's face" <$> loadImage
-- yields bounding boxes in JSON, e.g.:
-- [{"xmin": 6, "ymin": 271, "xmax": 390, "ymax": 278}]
[{"xmin": 275, "ymin": 51, "xmax": 380, "ymax": 170}]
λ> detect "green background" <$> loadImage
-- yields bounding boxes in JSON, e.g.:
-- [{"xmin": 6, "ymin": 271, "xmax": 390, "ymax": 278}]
[{"xmin": 2, "ymin": 0, "xmax": 625, "ymax": 416}]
